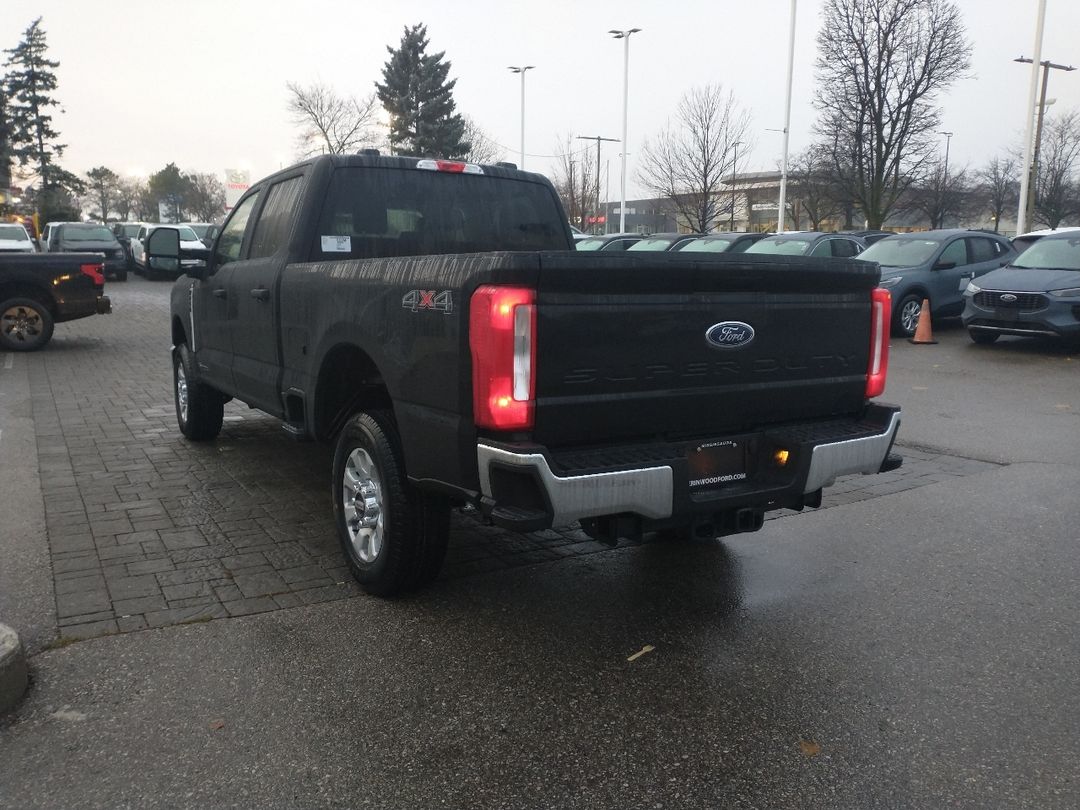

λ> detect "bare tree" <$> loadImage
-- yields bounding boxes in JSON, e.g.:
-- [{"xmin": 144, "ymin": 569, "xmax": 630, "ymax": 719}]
[
  {"xmin": 637, "ymin": 85, "xmax": 751, "ymax": 234},
  {"xmin": 975, "ymin": 155, "xmax": 1018, "ymax": 233},
  {"xmin": 551, "ymin": 135, "xmax": 595, "ymax": 231},
  {"xmin": 460, "ymin": 116, "xmax": 504, "ymax": 165},
  {"xmin": 813, "ymin": 0, "xmax": 971, "ymax": 229},
  {"xmin": 786, "ymin": 147, "xmax": 844, "ymax": 230},
  {"xmin": 112, "ymin": 177, "xmax": 144, "ymax": 222},
  {"xmin": 185, "ymin": 172, "xmax": 227, "ymax": 221},
  {"xmin": 905, "ymin": 160, "xmax": 973, "ymax": 228},
  {"xmin": 1033, "ymin": 110, "xmax": 1080, "ymax": 229},
  {"xmin": 286, "ymin": 81, "xmax": 380, "ymax": 157}
]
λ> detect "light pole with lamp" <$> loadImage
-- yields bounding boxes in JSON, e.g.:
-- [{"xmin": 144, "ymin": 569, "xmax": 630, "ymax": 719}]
[
  {"xmin": 776, "ymin": 0, "xmax": 797, "ymax": 232},
  {"xmin": 507, "ymin": 66, "xmax": 535, "ymax": 170},
  {"xmin": 729, "ymin": 140, "xmax": 743, "ymax": 231},
  {"xmin": 609, "ymin": 28, "xmax": 641, "ymax": 234},
  {"xmin": 1015, "ymin": 55, "xmax": 1075, "ymax": 228}
]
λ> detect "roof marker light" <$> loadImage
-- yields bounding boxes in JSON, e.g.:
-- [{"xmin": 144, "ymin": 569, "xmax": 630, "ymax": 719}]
[{"xmin": 416, "ymin": 159, "xmax": 484, "ymax": 175}]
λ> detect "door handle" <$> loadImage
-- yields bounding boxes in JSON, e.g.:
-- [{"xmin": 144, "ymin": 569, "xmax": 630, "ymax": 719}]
[
  {"xmin": 212, "ymin": 288, "xmax": 227, "ymax": 299},
  {"xmin": 250, "ymin": 288, "xmax": 269, "ymax": 302}
]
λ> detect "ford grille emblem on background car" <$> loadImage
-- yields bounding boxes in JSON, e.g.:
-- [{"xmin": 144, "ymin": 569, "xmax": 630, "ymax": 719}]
[
  {"xmin": 999, "ymin": 293, "xmax": 1018, "ymax": 303},
  {"xmin": 706, "ymin": 321, "xmax": 756, "ymax": 349}
]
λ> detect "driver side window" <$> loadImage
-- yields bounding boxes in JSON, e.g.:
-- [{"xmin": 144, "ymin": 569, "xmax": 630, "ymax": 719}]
[
  {"xmin": 214, "ymin": 193, "xmax": 260, "ymax": 267},
  {"xmin": 938, "ymin": 239, "xmax": 967, "ymax": 267}
]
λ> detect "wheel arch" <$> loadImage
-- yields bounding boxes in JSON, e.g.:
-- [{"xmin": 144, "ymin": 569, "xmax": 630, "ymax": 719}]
[
  {"xmin": 0, "ymin": 281, "xmax": 56, "ymax": 315},
  {"xmin": 312, "ymin": 342, "xmax": 393, "ymax": 442}
]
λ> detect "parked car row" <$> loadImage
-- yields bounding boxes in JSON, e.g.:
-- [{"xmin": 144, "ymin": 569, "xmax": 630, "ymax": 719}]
[{"xmin": 574, "ymin": 225, "xmax": 1079, "ymax": 347}]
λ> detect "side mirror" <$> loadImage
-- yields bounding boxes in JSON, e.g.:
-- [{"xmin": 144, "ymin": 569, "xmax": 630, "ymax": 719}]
[{"xmin": 933, "ymin": 260, "xmax": 957, "ymax": 270}]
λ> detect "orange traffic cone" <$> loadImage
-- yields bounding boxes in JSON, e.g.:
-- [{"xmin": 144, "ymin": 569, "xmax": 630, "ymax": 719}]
[{"xmin": 908, "ymin": 298, "xmax": 937, "ymax": 344}]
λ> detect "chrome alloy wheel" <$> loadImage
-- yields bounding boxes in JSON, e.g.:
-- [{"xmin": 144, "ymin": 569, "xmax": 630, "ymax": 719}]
[
  {"xmin": 342, "ymin": 448, "xmax": 384, "ymax": 563},
  {"xmin": 176, "ymin": 362, "xmax": 189, "ymax": 423},
  {"xmin": 1, "ymin": 305, "xmax": 43, "ymax": 343},
  {"xmin": 900, "ymin": 298, "xmax": 922, "ymax": 334}
]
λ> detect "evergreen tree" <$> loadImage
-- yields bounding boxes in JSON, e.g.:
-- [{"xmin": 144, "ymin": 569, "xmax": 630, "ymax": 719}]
[
  {"xmin": 147, "ymin": 163, "xmax": 190, "ymax": 222},
  {"xmin": 85, "ymin": 166, "xmax": 119, "ymax": 221},
  {"xmin": 376, "ymin": 24, "xmax": 470, "ymax": 158},
  {"xmin": 0, "ymin": 89, "xmax": 13, "ymax": 191},
  {"xmin": 4, "ymin": 18, "xmax": 67, "ymax": 189}
]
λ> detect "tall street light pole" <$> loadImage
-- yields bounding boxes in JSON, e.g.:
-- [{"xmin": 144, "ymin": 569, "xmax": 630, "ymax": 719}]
[
  {"xmin": 939, "ymin": 131, "xmax": 953, "ymax": 227},
  {"xmin": 610, "ymin": 28, "xmax": 641, "ymax": 234},
  {"xmin": 776, "ymin": 0, "xmax": 797, "ymax": 232},
  {"xmin": 1015, "ymin": 0, "xmax": 1046, "ymax": 237},
  {"xmin": 577, "ymin": 135, "xmax": 620, "ymax": 234},
  {"xmin": 508, "ymin": 66, "xmax": 535, "ymax": 170},
  {"xmin": 1015, "ymin": 55, "xmax": 1076, "ymax": 228},
  {"xmin": 730, "ymin": 141, "xmax": 742, "ymax": 231}
]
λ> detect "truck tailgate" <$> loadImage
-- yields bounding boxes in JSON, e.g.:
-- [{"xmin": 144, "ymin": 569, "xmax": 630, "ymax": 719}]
[{"xmin": 532, "ymin": 251, "xmax": 881, "ymax": 447}]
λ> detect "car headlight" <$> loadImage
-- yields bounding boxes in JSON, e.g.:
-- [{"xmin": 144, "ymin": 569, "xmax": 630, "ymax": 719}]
[
  {"xmin": 1049, "ymin": 287, "xmax": 1080, "ymax": 297},
  {"xmin": 965, "ymin": 281, "xmax": 981, "ymax": 294},
  {"xmin": 878, "ymin": 275, "xmax": 902, "ymax": 288}
]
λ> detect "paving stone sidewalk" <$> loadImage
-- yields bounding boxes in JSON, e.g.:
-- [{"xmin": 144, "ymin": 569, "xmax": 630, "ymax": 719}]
[{"xmin": 7, "ymin": 279, "xmax": 999, "ymax": 643}]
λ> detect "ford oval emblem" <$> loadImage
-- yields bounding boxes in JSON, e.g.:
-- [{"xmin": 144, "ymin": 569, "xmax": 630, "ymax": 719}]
[
  {"xmin": 706, "ymin": 321, "xmax": 755, "ymax": 349},
  {"xmin": 999, "ymin": 293, "xmax": 1018, "ymax": 303}
]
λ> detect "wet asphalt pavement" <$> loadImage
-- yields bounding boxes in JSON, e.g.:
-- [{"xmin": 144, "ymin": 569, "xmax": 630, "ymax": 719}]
[{"xmin": 1, "ymin": 281, "xmax": 1079, "ymax": 808}]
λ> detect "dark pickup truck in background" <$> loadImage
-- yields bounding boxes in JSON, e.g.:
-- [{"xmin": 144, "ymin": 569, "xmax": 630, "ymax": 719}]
[
  {"xmin": 0, "ymin": 253, "xmax": 111, "ymax": 351},
  {"xmin": 153, "ymin": 153, "xmax": 901, "ymax": 596}
]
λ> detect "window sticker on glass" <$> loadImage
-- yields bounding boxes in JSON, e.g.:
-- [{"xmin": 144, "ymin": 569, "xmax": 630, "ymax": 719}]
[{"xmin": 321, "ymin": 235, "xmax": 352, "ymax": 252}]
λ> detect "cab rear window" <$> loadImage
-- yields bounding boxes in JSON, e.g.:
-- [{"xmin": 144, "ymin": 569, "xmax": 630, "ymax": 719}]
[{"xmin": 310, "ymin": 167, "xmax": 568, "ymax": 260}]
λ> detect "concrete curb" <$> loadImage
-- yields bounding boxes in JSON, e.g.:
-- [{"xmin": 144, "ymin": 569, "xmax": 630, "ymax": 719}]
[{"xmin": 0, "ymin": 623, "xmax": 28, "ymax": 714}]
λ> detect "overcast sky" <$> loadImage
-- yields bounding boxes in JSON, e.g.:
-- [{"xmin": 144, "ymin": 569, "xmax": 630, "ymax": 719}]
[{"xmin": 2, "ymin": 0, "xmax": 1079, "ymax": 201}]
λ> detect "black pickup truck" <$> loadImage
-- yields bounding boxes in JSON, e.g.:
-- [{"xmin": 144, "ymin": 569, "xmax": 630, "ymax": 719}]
[
  {"xmin": 152, "ymin": 153, "xmax": 901, "ymax": 595},
  {"xmin": 0, "ymin": 253, "xmax": 111, "ymax": 350}
]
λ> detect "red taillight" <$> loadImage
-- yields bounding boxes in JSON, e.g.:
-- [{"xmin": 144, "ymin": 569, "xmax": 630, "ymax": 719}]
[
  {"xmin": 470, "ymin": 285, "xmax": 537, "ymax": 430},
  {"xmin": 866, "ymin": 287, "xmax": 891, "ymax": 398},
  {"xmin": 80, "ymin": 262, "xmax": 105, "ymax": 286}
]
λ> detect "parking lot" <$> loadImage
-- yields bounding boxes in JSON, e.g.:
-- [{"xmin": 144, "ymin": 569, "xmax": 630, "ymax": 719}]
[{"xmin": 2, "ymin": 276, "xmax": 1080, "ymax": 808}]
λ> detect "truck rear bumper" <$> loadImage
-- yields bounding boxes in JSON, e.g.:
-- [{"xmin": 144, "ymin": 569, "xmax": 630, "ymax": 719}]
[{"xmin": 477, "ymin": 403, "xmax": 901, "ymax": 532}]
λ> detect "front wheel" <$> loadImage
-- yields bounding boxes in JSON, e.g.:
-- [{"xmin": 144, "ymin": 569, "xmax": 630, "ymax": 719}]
[
  {"xmin": 173, "ymin": 344, "xmax": 223, "ymax": 440},
  {"xmin": 332, "ymin": 411, "xmax": 450, "ymax": 596},
  {"xmin": 0, "ymin": 297, "xmax": 55, "ymax": 351},
  {"xmin": 893, "ymin": 293, "xmax": 924, "ymax": 338}
]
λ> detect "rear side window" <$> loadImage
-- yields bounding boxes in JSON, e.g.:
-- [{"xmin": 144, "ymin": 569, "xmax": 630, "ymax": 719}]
[
  {"xmin": 832, "ymin": 239, "xmax": 860, "ymax": 258},
  {"xmin": 310, "ymin": 167, "xmax": 567, "ymax": 260},
  {"xmin": 967, "ymin": 237, "xmax": 996, "ymax": 263},
  {"xmin": 215, "ymin": 193, "xmax": 260, "ymax": 266},
  {"xmin": 249, "ymin": 175, "xmax": 305, "ymax": 259}
]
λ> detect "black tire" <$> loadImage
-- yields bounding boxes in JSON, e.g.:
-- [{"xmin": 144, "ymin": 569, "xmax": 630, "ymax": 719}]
[
  {"xmin": 893, "ymin": 293, "xmax": 925, "ymax": 338},
  {"xmin": 0, "ymin": 297, "xmax": 55, "ymax": 351},
  {"xmin": 173, "ymin": 344, "xmax": 224, "ymax": 440},
  {"xmin": 332, "ymin": 411, "xmax": 450, "ymax": 596},
  {"xmin": 969, "ymin": 330, "xmax": 999, "ymax": 345},
  {"xmin": 115, "ymin": 269, "xmax": 128, "ymax": 282}
]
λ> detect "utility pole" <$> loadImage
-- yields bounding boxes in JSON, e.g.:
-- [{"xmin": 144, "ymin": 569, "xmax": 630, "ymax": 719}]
[
  {"xmin": 940, "ymin": 131, "xmax": 953, "ymax": 228},
  {"xmin": 577, "ymin": 135, "xmax": 619, "ymax": 233},
  {"xmin": 1015, "ymin": 56, "xmax": 1076, "ymax": 228}
]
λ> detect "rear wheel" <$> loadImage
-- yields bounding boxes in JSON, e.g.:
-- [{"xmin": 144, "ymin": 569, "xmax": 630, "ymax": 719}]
[
  {"xmin": 969, "ymin": 330, "xmax": 999, "ymax": 345},
  {"xmin": 173, "ymin": 344, "xmax": 223, "ymax": 440},
  {"xmin": 332, "ymin": 411, "xmax": 450, "ymax": 596},
  {"xmin": 115, "ymin": 269, "xmax": 128, "ymax": 282},
  {"xmin": 893, "ymin": 293, "xmax": 924, "ymax": 338},
  {"xmin": 0, "ymin": 297, "xmax": 54, "ymax": 351}
]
